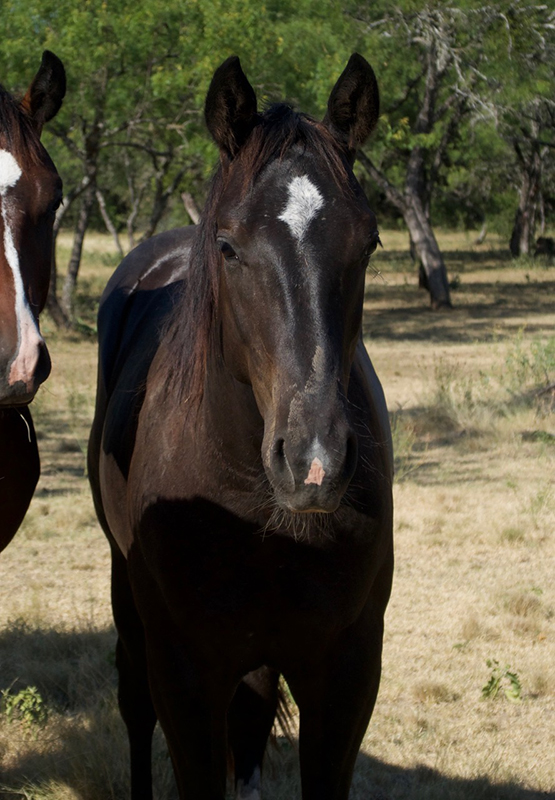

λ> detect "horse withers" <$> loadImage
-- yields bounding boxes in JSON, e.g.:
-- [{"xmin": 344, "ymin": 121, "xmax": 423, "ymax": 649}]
[
  {"xmin": 89, "ymin": 53, "xmax": 393, "ymax": 800},
  {"xmin": 0, "ymin": 52, "xmax": 66, "ymax": 551}
]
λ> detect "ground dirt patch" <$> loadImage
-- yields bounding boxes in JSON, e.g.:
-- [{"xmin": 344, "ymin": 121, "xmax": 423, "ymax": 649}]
[{"xmin": 1, "ymin": 230, "xmax": 554, "ymax": 799}]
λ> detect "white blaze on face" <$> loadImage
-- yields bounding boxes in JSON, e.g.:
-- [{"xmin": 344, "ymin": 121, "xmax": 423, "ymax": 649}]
[
  {"xmin": 278, "ymin": 175, "xmax": 324, "ymax": 241},
  {"xmin": 0, "ymin": 148, "xmax": 45, "ymax": 390},
  {"xmin": 0, "ymin": 149, "xmax": 22, "ymax": 192}
]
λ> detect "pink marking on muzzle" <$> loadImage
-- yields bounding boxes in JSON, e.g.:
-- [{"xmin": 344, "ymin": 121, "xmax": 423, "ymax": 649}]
[
  {"xmin": 8, "ymin": 310, "xmax": 44, "ymax": 392},
  {"xmin": 304, "ymin": 457, "xmax": 326, "ymax": 486}
]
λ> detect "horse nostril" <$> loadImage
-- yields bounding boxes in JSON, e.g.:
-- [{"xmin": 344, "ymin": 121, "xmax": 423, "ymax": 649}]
[
  {"xmin": 269, "ymin": 436, "xmax": 295, "ymax": 491},
  {"xmin": 35, "ymin": 341, "xmax": 52, "ymax": 385},
  {"xmin": 273, "ymin": 437, "xmax": 285, "ymax": 461}
]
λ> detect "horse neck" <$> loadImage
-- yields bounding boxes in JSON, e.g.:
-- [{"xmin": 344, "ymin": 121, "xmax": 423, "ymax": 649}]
[{"xmin": 200, "ymin": 342, "xmax": 265, "ymax": 476}]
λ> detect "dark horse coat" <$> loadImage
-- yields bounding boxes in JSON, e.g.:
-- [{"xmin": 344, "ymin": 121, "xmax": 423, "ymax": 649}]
[
  {"xmin": 89, "ymin": 54, "xmax": 393, "ymax": 800},
  {"xmin": 0, "ymin": 53, "xmax": 65, "ymax": 552}
]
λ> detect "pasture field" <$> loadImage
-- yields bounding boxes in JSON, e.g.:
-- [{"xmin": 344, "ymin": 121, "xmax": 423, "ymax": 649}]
[{"xmin": 0, "ymin": 230, "xmax": 554, "ymax": 799}]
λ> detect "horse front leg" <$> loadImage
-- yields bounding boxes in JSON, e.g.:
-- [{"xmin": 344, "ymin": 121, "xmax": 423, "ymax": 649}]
[
  {"xmin": 287, "ymin": 604, "xmax": 386, "ymax": 800},
  {"xmin": 111, "ymin": 545, "xmax": 157, "ymax": 800},
  {"xmin": 228, "ymin": 666, "xmax": 280, "ymax": 799},
  {"xmin": 142, "ymin": 627, "xmax": 232, "ymax": 800}
]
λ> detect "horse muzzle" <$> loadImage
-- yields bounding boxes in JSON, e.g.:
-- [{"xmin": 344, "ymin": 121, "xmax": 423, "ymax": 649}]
[
  {"xmin": 264, "ymin": 428, "xmax": 358, "ymax": 514},
  {"xmin": 0, "ymin": 339, "xmax": 51, "ymax": 405}
]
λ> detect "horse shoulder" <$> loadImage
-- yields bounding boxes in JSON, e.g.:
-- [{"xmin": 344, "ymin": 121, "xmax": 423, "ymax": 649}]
[
  {"xmin": 97, "ymin": 227, "xmax": 196, "ymax": 398},
  {"xmin": 90, "ymin": 227, "xmax": 197, "ymax": 555}
]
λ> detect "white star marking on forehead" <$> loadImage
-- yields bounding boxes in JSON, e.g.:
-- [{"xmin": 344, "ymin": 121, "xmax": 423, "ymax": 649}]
[
  {"xmin": 0, "ymin": 149, "xmax": 22, "ymax": 194},
  {"xmin": 278, "ymin": 175, "xmax": 324, "ymax": 241}
]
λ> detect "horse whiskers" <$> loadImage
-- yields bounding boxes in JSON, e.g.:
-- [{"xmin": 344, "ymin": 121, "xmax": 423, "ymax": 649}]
[
  {"xmin": 241, "ymin": 472, "xmax": 341, "ymax": 543},
  {"xmin": 237, "ymin": 458, "xmax": 385, "ymax": 541},
  {"xmin": 261, "ymin": 499, "xmax": 340, "ymax": 543},
  {"xmin": 359, "ymin": 453, "xmax": 388, "ymax": 482}
]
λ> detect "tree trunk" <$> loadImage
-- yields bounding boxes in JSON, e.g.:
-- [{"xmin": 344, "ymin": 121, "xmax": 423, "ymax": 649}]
[
  {"xmin": 47, "ymin": 226, "xmax": 70, "ymax": 328},
  {"xmin": 126, "ymin": 198, "xmax": 140, "ymax": 251},
  {"xmin": 510, "ymin": 134, "xmax": 542, "ymax": 257},
  {"xmin": 140, "ymin": 165, "xmax": 187, "ymax": 242},
  {"xmin": 538, "ymin": 192, "xmax": 545, "ymax": 237},
  {"xmin": 404, "ymin": 203, "xmax": 452, "ymax": 308},
  {"xmin": 46, "ymin": 269, "xmax": 70, "ymax": 328},
  {"xmin": 474, "ymin": 220, "xmax": 487, "ymax": 246},
  {"xmin": 61, "ymin": 185, "xmax": 95, "ymax": 321},
  {"xmin": 45, "ymin": 182, "xmax": 91, "ymax": 328},
  {"xmin": 96, "ymin": 188, "xmax": 124, "ymax": 257},
  {"xmin": 357, "ymin": 149, "xmax": 452, "ymax": 308},
  {"xmin": 509, "ymin": 166, "xmax": 539, "ymax": 257},
  {"xmin": 404, "ymin": 146, "xmax": 452, "ymax": 308}
]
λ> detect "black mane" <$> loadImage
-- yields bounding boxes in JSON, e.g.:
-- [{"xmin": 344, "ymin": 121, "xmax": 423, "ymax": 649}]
[{"xmin": 0, "ymin": 86, "xmax": 43, "ymax": 162}]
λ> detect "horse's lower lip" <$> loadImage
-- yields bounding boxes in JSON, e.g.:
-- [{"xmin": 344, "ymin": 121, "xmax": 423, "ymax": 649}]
[
  {"xmin": 279, "ymin": 494, "xmax": 341, "ymax": 514},
  {"xmin": 288, "ymin": 506, "xmax": 335, "ymax": 514},
  {"xmin": 0, "ymin": 395, "xmax": 33, "ymax": 407}
]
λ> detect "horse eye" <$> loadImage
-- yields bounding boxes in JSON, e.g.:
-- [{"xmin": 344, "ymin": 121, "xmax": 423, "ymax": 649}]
[
  {"xmin": 365, "ymin": 231, "xmax": 382, "ymax": 260},
  {"xmin": 218, "ymin": 240, "xmax": 239, "ymax": 263},
  {"xmin": 50, "ymin": 196, "xmax": 63, "ymax": 214}
]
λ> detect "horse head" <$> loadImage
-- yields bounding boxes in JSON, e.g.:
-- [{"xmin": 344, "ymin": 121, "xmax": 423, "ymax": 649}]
[
  {"xmin": 0, "ymin": 51, "xmax": 65, "ymax": 406},
  {"xmin": 204, "ymin": 55, "xmax": 380, "ymax": 514}
]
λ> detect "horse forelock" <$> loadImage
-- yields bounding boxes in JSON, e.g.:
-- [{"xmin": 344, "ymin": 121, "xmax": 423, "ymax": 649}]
[
  {"xmin": 162, "ymin": 105, "xmax": 354, "ymax": 411},
  {"xmin": 236, "ymin": 104, "xmax": 351, "ymax": 194},
  {"xmin": 0, "ymin": 87, "xmax": 45, "ymax": 165}
]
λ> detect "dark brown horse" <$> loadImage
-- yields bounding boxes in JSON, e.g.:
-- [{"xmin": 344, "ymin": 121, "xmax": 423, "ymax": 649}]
[
  {"xmin": 89, "ymin": 54, "xmax": 393, "ymax": 800},
  {"xmin": 0, "ymin": 52, "xmax": 66, "ymax": 552}
]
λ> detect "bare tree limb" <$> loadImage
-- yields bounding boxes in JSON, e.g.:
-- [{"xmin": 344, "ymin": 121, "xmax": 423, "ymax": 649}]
[
  {"xmin": 181, "ymin": 192, "xmax": 201, "ymax": 224},
  {"xmin": 357, "ymin": 151, "xmax": 407, "ymax": 213},
  {"xmin": 96, "ymin": 188, "xmax": 124, "ymax": 257}
]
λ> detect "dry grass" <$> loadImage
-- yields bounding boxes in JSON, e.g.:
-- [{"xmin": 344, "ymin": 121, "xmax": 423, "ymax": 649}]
[{"xmin": 1, "ymin": 230, "xmax": 554, "ymax": 799}]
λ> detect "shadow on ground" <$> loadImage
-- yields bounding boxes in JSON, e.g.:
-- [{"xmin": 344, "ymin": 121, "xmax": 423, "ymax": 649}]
[
  {"xmin": 0, "ymin": 625, "xmax": 551, "ymax": 800},
  {"xmin": 363, "ymin": 277, "xmax": 555, "ymax": 343}
]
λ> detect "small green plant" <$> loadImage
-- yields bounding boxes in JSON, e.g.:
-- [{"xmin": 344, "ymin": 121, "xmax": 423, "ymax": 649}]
[
  {"xmin": 1, "ymin": 685, "xmax": 49, "ymax": 735},
  {"xmin": 500, "ymin": 526, "xmax": 525, "ymax": 544},
  {"xmin": 390, "ymin": 410, "xmax": 419, "ymax": 481},
  {"xmin": 482, "ymin": 659, "xmax": 522, "ymax": 703},
  {"xmin": 423, "ymin": 358, "xmax": 495, "ymax": 433},
  {"xmin": 505, "ymin": 332, "xmax": 555, "ymax": 393}
]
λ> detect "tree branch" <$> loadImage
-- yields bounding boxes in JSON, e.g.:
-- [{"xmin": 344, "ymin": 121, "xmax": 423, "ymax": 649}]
[{"xmin": 357, "ymin": 151, "xmax": 407, "ymax": 213}]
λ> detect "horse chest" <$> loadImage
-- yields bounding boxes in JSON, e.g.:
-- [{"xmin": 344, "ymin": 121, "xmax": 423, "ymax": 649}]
[{"xmin": 130, "ymin": 483, "xmax": 384, "ymax": 644}]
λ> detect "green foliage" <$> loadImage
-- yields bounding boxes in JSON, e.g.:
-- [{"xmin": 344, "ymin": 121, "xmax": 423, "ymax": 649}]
[
  {"xmin": 390, "ymin": 411, "xmax": 419, "ymax": 481},
  {"xmin": 1, "ymin": 0, "xmax": 554, "ymax": 280},
  {"xmin": 1, "ymin": 0, "xmax": 360, "ymax": 234},
  {"xmin": 505, "ymin": 333, "xmax": 555, "ymax": 393},
  {"xmin": 482, "ymin": 659, "xmax": 522, "ymax": 703},
  {"xmin": 1, "ymin": 685, "xmax": 49, "ymax": 735},
  {"xmin": 427, "ymin": 358, "xmax": 496, "ymax": 432}
]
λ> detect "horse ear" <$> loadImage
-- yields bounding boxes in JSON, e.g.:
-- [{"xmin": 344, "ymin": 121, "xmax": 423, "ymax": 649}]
[
  {"xmin": 205, "ymin": 56, "xmax": 259, "ymax": 159},
  {"xmin": 21, "ymin": 51, "xmax": 66, "ymax": 135},
  {"xmin": 323, "ymin": 53, "xmax": 379, "ymax": 163}
]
